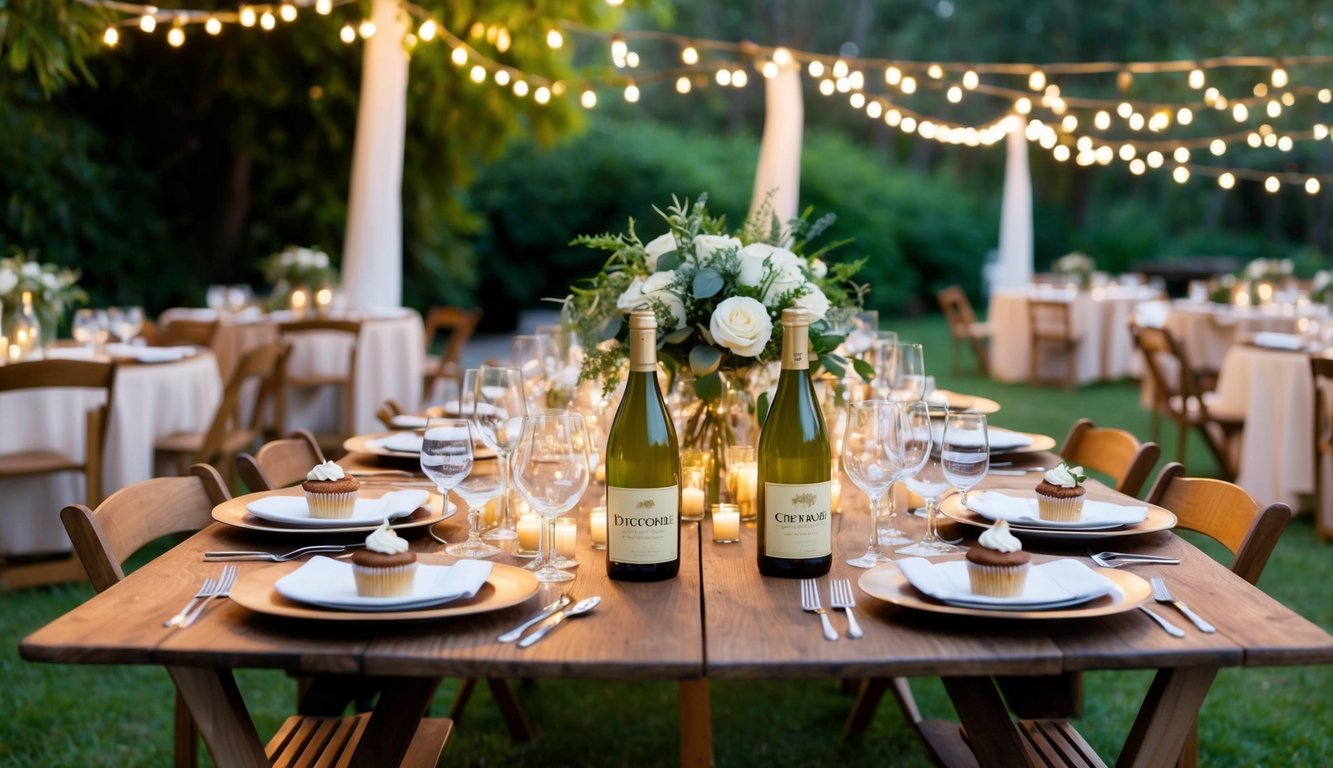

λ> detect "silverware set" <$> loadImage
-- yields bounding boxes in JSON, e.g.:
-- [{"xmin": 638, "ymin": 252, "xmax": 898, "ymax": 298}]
[
  {"xmin": 164, "ymin": 565, "xmax": 237, "ymax": 628},
  {"xmin": 204, "ymin": 544, "xmax": 363, "ymax": 562},
  {"xmin": 801, "ymin": 578, "xmax": 862, "ymax": 641},
  {"xmin": 497, "ymin": 593, "xmax": 601, "ymax": 648},
  {"xmin": 1088, "ymin": 550, "xmax": 1180, "ymax": 568}
]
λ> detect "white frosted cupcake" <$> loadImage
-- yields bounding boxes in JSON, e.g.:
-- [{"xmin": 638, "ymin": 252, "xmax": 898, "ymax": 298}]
[
  {"xmin": 966, "ymin": 520, "xmax": 1031, "ymax": 597},
  {"xmin": 351, "ymin": 520, "xmax": 418, "ymax": 597},
  {"xmin": 1035, "ymin": 462, "xmax": 1087, "ymax": 522},
  {"xmin": 301, "ymin": 460, "xmax": 359, "ymax": 519}
]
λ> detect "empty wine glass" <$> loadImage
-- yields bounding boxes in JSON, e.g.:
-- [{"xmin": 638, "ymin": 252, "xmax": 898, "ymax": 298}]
[
  {"xmin": 512, "ymin": 334, "xmax": 548, "ymax": 410},
  {"xmin": 843, "ymin": 400, "xmax": 899, "ymax": 568},
  {"xmin": 226, "ymin": 284, "xmax": 253, "ymax": 314},
  {"xmin": 72, "ymin": 309, "xmax": 108, "ymax": 349},
  {"xmin": 869, "ymin": 331, "xmax": 899, "ymax": 400},
  {"xmin": 472, "ymin": 366, "xmax": 527, "ymax": 542},
  {"xmin": 510, "ymin": 410, "xmax": 590, "ymax": 583},
  {"xmin": 941, "ymin": 412, "xmax": 989, "ymax": 505},
  {"xmin": 879, "ymin": 400, "xmax": 927, "ymax": 546},
  {"xmin": 107, "ymin": 306, "xmax": 144, "ymax": 344},
  {"xmin": 897, "ymin": 404, "xmax": 967, "ymax": 557},
  {"xmin": 446, "ymin": 432, "xmax": 503, "ymax": 559},
  {"xmin": 889, "ymin": 342, "xmax": 926, "ymax": 403},
  {"xmin": 206, "ymin": 285, "xmax": 228, "ymax": 313},
  {"xmin": 419, "ymin": 417, "xmax": 474, "ymax": 525}
]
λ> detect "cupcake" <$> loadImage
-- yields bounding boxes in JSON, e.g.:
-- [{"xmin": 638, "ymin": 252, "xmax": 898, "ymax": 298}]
[
  {"xmin": 1035, "ymin": 461, "xmax": 1087, "ymax": 522},
  {"xmin": 301, "ymin": 460, "xmax": 360, "ymax": 519},
  {"xmin": 966, "ymin": 519, "xmax": 1031, "ymax": 597},
  {"xmin": 351, "ymin": 519, "xmax": 418, "ymax": 597}
]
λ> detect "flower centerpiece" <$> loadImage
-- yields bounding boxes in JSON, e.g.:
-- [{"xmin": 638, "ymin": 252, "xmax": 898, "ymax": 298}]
[
  {"xmin": 262, "ymin": 245, "xmax": 337, "ymax": 311},
  {"xmin": 565, "ymin": 193, "xmax": 868, "ymax": 501},
  {"xmin": 1312, "ymin": 270, "xmax": 1333, "ymax": 306},
  {"xmin": 1052, "ymin": 251, "xmax": 1095, "ymax": 288},
  {"xmin": 1227, "ymin": 257, "xmax": 1295, "ymax": 305},
  {"xmin": 0, "ymin": 248, "xmax": 88, "ymax": 346}
]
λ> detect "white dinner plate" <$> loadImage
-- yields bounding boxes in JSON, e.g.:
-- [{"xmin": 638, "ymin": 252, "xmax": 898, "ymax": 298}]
[
  {"xmin": 275, "ymin": 556, "xmax": 493, "ymax": 611},
  {"xmin": 930, "ymin": 424, "xmax": 1047, "ymax": 453},
  {"xmin": 245, "ymin": 489, "xmax": 432, "ymax": 528},
  {"xmin": 344, "ymin": 431, "xmax": 496, "ymax": 461},
  {"xmin": 896, "ymin": 557, "xmax": 1116, "ymax": 610},
  {"xmin": 966, "ymin": 490, "xmax": 1148, "ymax": 530}
]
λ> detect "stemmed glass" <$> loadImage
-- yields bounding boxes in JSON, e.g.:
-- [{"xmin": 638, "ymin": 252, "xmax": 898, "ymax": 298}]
[
  {"xmin": 226, "ymin": 284, "xmax": 253, "ymax": 314},
  {"xmin": 889, "ymin": 342, "xmax": 926, "ymax": 403},
  {"xmin": 512, "ymin": 335, "xmax": 548, "ymax": 410},
  {"xmin": 446, "ymin": 427, "xmax": 503, "ymax": 559},
  {"xmin": 879, "ymin": 400, "xmax": 926, "ymax": 546},
  {"xmin": 869, "ymin": 331, "xmax": 899, "ymax": 400},
  {"xmin": 419, "ymin": 418, "xmax": 474, "ymax": 533},
  {"xmin": 844, "ymin": 400, "xmax": 901, "ymax": 568},
  {"xmin": 941, "ymin": 412, "xmax": 989, "ymax": 506},
  {"xmin": 897, "ymin": 404, "xmax": 967, "ymax": 557},
  {"xmin": 72, "ymin": 309, "xmax": 109, "ymax": 350},
  {"xmin": 108, "ymin": 306, "xmax": 144, "ymax": 344},
  {"xmin": 510, "ymin": 410, "xmax": 591, "ymax": 583},
  {"xmin": 472, "ymin": 366, "xmax": 527, "ymax": 542}
]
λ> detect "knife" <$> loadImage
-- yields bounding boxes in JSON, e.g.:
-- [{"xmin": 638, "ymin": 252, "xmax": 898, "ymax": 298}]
[{"xmin": 497, "ymin": 594, "xmax": 572, "ymax": 643}]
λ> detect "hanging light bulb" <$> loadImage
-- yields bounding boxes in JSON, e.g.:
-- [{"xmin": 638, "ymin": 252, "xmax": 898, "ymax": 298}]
[
  {"xmin": 1119, "ymin": 144, "xmax": 1136, "ymax": 161},
  {"xmin": 1129, "ymin": 158, "xmax": 1146, "ymax": 175},
  {"xmin": 535, "ymin": 86, "xmax": 551, "ymax": 104},
  {"xmin": 1188, "ymin": 68, "xmax": 1205, "ymax": 89},
  {"xmin": 494, "ymin": 70, "xmax": 510, "ymax": 86},
  {"xmin": 469, "ymin": 65, "xmax": 486, "ymax": 83},
  {"xmin": 339, "ymin": 24, "xmax": 355, "ymax": 43},
  {"xmin": 715, "ymin": 69, "xmax": 731, "ymax": 87},
  {"xmin": 1264, "ymin": 176, "xmax": 1281, "ymax": 193},
  {"xmin": 884, "ymin": 66, "xmax": 901, "ymax": 85},
  {"xmin": 1278, "ymin": 136, "xmax": 1293, "ymax": 152},
  {"xmin": 1014, "ymin": 97, "xmax": 1031, "ymax": 114},
  {"xmin": 205, "ymin": 17, "xmax": 222, "ymax": 35},
  {"xmin": 676, "ymin": 76, "xmax": 692, "ymax": 94},
  {"xmin": 1176, "ymin": 107, "xmax": 1193, "ymax": 125},
  {"xmin": 280, "ymin": 4, "xmax": 297, "ymax": 22},
  {"xmin": 833, "ymin": 59, "xmax": 849, "ymax": 78},
  {"xmin": 1117, "ymin": 102, "xmax": 1133, "ymax": 118},
  {"xmin": 580, "ymin": 89, "xmax": 597, "ymax": 109},
  {"xmin": 1146, "ymin": 151, "xmax": 1164, "ymax": 168},
  {"xmin": 1267, "ymin": 100, "xmax": 1281, "ymax": 118},
  {"xmin": 167, "ymin": 24, "xmax": 185, "ymax": 47},
  {"xmin": 1173, "ymin": 166, "xmax": 1190, "ymax": 184},
  {"xmin": 1061, "ymin": 115, "xmax": 1077, "ymax": 132},
  {"xmin": 927, "ymin": 63, "xmax": 944, "ymax": 79},
  {"xmin": 239, "ymin": 6, "xmax": 256, "ymax": 27},
  {"xmin": 1271, "ymin": 67, "xmax": 1288, "ymax": 88},
  {"xmin": 733, "ymin": 69, "xmax": 748, "ymax": 88},
  {"xmin": 546, "ymin": 29, "xmax": 563, "ymax": 48},
  {"xmin": 139, "ymin": 14, "xmax": 157, "ymax": 32},
  {"xmin": 1210, "ymin": 139, "xmax": 1227, "ymax": 155},
  {"xmin": 962, "ymin": 70, "xmax": 979, "ymax": 90},
  {"xmin": 1232, "ymin": 103, "xmax": 1248, "ymax": 122},
  {"xmin": 773, "ymin": 47, "xmax": 792, "ymax": 66},
  {"xmin": 451, "ymin": 47, "xmax": 467, "ymax": 66},
  {"xmin": 1218, "ymin": 173, "xmax": 1236, "ymax": 189},
  {"xmin": 103, "ymin": 26, "xmax": 120, "ymax": 46},
  {"xmin": 260, "ymin": 11, "xmax": 277, "ymax": 31},
  {"xmin": 900, "ymin": 76, "xmax": 916, "ymax": 94},
  {"xmin": 1307, "ymin": 178, "xmax": 1322, "ymax": 195},
  {"xmin": 946, "ymin": 86, "xmax": 962, "ymax": 103},
  {"xmin": 315, "ymin": 0, "xmax": 332, "ymax": 14},
  {"xmin": 761, "ymin": 61, "xmax": 779, "ymax": 79},
  {"xmin": 1174, "ymin": 147, "xmax": 1190, "ymax": 163},
  {"xmin": 513, "ymin": 80, "xmax": 529, "ymax": 97},
  {"xmin": 1094, "ymin": 110, "xmax": 1111, "ymax": 130},
  {"xmin": 1028, "ymin": 70, "xmax": 1046, "ymax": 91},
  {"xmin": 623, "ymin": 83, "xmax": 639, "ymax": 103},
  {"xmin": 1053, "ymin": 145, "xmax": 1071, "ymax": 162}
]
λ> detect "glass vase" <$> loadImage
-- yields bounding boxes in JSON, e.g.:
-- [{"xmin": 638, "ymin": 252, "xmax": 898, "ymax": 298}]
[{"xmin": 672, "ymin": 372, "xmax": 745, "ymax": 508}]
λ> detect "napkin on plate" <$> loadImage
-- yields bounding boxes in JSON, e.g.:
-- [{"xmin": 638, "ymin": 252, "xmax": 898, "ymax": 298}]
[
  {"xmin": 930, "ymin": 425, "xmax": 1032, "ymax": 451},
  {"xmin": 1252, "ymin": 332, "xmax": 1305, "ymax": 350},
  {"xmin": 897, "ymin": 557, "xmax": 1115, "ymax": 608},
  {"xmin": 104, "ymin": 343, "xmax": 196, "ymax": 363},
  {"xmin": 274, "ymin": 556, "xmax": 493, "ymax": 611},
  {"xmin": 245, "ymin": 489, "xmax": 430, "ymax": 527},
  {"xmin": 967, "ymin": 491, "xmax": 1148, "ymax": 529},
  {"xmin": 374, "ymin": 432, "xmax": 424, "ymax": 454}
]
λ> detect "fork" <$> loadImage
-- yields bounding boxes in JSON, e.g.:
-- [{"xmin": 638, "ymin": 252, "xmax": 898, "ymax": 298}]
[
  {"xmin": 1150, "ymin": 577, "xmax": 1215, "ymax": 633},
  {"xmin": 204, "ymin": 544, "xmax": 361, "ymax": 562},
  {"xmin": 799, "ymin": 579, "xmax": 839, "ymax": 641},
  {"xmin": 164, "ymin": 576, "xmax": 218, "ymax": 627},
  {"xmin": 177, "ymin": 566, "xmax": 238, "ymax": 628},
  {"xmin": 1088, "ymin": 551, "xmax": 1180, "ymax": 568},
  {"xmin": 828, "ymin": 579, "xmax": 863, "ymax": 639}
]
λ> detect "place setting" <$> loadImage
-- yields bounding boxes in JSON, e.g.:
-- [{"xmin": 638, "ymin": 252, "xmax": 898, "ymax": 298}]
[{"xmin": 212, "ymin": 468, "xmax": 456, "ymax": 535}]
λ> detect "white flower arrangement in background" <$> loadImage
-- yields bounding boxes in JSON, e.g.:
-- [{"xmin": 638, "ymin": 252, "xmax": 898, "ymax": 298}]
[
  {"xmin": 1243, "ymin": 257, "xmax": 1294, "ymax": 281},
  {"xmin": 0, "ymin": 248, "xmax": 87, "ymax": 320},
  {"xmin": 262, "ymin": 245, "xmax": 337, "ymax": 288}
]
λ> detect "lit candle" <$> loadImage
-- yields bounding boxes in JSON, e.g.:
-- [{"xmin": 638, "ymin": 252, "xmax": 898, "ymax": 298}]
[
  {"xmin": 555, "ymin": 517, "xmax": 577, "ymax": 558},
  {"xmin": 517, "ymin": 513, "xmax": 542, "ymax": 553},
  {"xmin": 0, "ymin": 336, "xmax": 7, "ymax": 364},
  {"xmin": 830, "ymin": 477, "xmax": 842, "ymax": 513},
  {"xmin": 290, "ymin": 287, "xmax": 308, "ymax": 316},
  {"xmin": 314, "ymin": 287, "xmax": 333, "ymax": 313},
  {"xmin": 482, "ymin": 496, "xmax": 500, "ymax": 527},
  {"xmin": 712, "ymin": 503, "xmax": 740, "ymax": 543},
  {"xmin": 595, "ymin": 462, "xmax": 606, "ymax": 483},
  {"xmin": 682, "ymin": 486, "xmax": 706, "ymax": 522},
  {"xmin": 733, "ymin": 461, "xmax": 758, "ymax": 521},
  {"xmin": 590, "ymin": 506, "xmax": 607, "ymax": 549}
]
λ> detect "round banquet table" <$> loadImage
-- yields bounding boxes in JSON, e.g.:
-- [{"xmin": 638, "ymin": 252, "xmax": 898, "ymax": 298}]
[
  {"xmin": 0, "ymin": 349, "xmax": 222, "ymax": 555},
  {"xmin": 1162, "ymin": 300, "xmax": 1305, "ymax": 372}
]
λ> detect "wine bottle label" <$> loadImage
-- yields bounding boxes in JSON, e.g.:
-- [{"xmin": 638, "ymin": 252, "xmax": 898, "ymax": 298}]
[
  {"xmin": 607, "ymin": 484, "xmax": 679, "ymax": 564},
  {"xmin": 762, "ymin": 481, "xmax": 832, "ymax": 559}
]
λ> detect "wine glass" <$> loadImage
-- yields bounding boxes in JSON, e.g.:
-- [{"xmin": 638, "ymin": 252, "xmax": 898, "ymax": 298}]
[
  {"xmin": 510, "ymin": 410, "xmax": 590, "ymax": 583},
  {"xmin": 878, "ymin": 400, "xmax": 925, "ymax": 546},
  {"xmin": 226, "ymin": 284, "xmax": 253, "ymax": 314},
  {"xmin": 897, "ymin": 405, "xmax": 967, "ymax": 557},
  {"xmin": 941, "ymin": 412, "xmax": 989, "ymax": 506},
  {"xmin": 472, "ymin": 366, "xmax": 527, "ymax": 542},
  {"xmin": 843, "ymin": 400, "xmax": 900, "ymax": 568},
  {"xmin": 107, "ymin": 306, "xmax": 144, "ymax": 344},
  {"xmin": 889, "ymin": 342, "xmax": 926, "ymax": 403},
  {"xmin": 868, "ymin": 331, "xmax": 899, "ymax": 400},
  {"xmin": 72, "ymin": 309, "xmax": 108, "ymax": 349},
  {"xmin": 419, "ymin": 418, "xmax": 474, "ymax": 527},
  {"xmin": 206, "ymin": 285, "xmax": 228, "ymax": 313},
  {"xmin": 446, "ymin": 430, "xmax": 503, "ymax": 559},
  {"xmin": 512, "ymin": 335, "xmax": 548, "ymax": 410}
]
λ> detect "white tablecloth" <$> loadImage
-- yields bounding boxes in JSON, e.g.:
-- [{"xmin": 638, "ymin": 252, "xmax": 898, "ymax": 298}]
[
  {"xmin": 1160, "ymin": 301, "xmax": 1305, "ymax": 372},
  {"xmin": 0, "ymin": 351, "xmax": 222, "ymax": 555},
  {"xmin": 988, "ymin": 285, "xmax": 1159, "ymax": 384}
]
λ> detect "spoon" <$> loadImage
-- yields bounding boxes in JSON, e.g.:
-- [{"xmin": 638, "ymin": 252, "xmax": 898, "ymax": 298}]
[{"xmin": 517, "ymin": 596, "xmax": 601, "ymax": 648}]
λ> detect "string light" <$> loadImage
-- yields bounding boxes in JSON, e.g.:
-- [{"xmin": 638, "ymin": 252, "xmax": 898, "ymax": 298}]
[
  {"xmin": 103, "ymin": 27, "xmax": 120, "ymax": 46},
  {"xmin": 339, "ymin": 24, "xmax": 354, "ymax": 44},
  {"xmin": 315, "ymin": 0, "xmax": 332, "ymax": 14},
  {"xmin": 205, "ymin": 17, "xmax": 221, "ymax": 35},
  {"xmin": 239, "ymin": 7, "xmax": 255, "ymax": 27},
  {"xmin": 168, "ymin": 23, "xmax": 185, "ymax": 47},
  {"xmin": 139, "ymin": 14, "xmax": 157, "ymax": 33},
  {"xmin": 279, "ymin": 4, "xmax": 297, "ymax": 23},
  {"xmin": 962, "ymin": 70, "xmax": 979, "ymax": 89},
  {"xmin": 357, "ymin": 19, "xmax": 375, "ymax": 39},
  {"xmin": 1265, "ymin": 176, "xmax": 1281, "ymax": 193},
  {"xmin": 676, "ymin": 76, "xmax": 691, "ymax": 94},
  {"xmin": 1219, "ymin": 172, "xmax": 1236, "ymax": 189},
  {"xmin": 581, "ymin": 89, "xmax": 597, "ymax": 108},
  {"xmin": 1188, "ymin": 68, "xmax": 1205, "ymax": 89},
  {"xmin": 546, "ymin": 29, "xmax": 563, "ymax": 48},
  {"xmin": 534, "ymin": 86, "xmax": 551, "ymax": 104},
  {"xmin": 512, "ymin": 80, "xmax": 529, "ymax": 97},
  {"xmin": 260, "ymin": 11, "xmax": 276, "ymax": 31}
]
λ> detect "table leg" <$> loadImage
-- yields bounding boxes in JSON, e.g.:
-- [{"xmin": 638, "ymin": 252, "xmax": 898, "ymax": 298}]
[
  {"xmin": 167, "ymin": 666, "xmax": 268, "ymax": 768},
  {"xmin": 1116, "ymin": 666, "xmax": 1217, "ymax": 768},
  {"xmin": 941, "ymin": 676, "xmax": 1039, "ymax": 768},
  {"xmin": 678, "ymin": 678, "xmax": 713, "ymax": 768},
  {"xmin": 349, "ymin": 676, "xmax": 442, "ymax": 768}
]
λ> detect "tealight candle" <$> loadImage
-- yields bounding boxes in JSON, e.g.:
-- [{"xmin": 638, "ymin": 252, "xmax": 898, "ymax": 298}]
[
  {"xmin": 830, "ymin": 477, "xmax": 842, "ymax": 513},
  {"xmin": 590, "ymin": 506, "xmax": 607, "ymax": 549},
  {"xmin": 682, "ymin": 487, "xmax": 706, "ymax": 522},
  {"xmin": 0, "ymin": 336, "xmax": 7, "ymax": 365},
  {"xmin": 290, "ymin": 287, "xmax": 308, "ymax": 316},
  {"xmin": 483, "ymin": 496, "xmax": 500, "ymax": 527},
  {"xmin": 595, "ymin": 462, "xmax": 606, "ymax": 483},
  {"xmin": 712, "ymin": 503, "xmax": 740, "ymax": 543},
  {"xmin": 732, "ymin": 461, "xmax": 758, "ymax": 521},
  {"xmin": 314, "ymin": 287, "xmax": 333, "ymax": 314},
  {"xmin": 555, "ymin": 517, "xmax": 578, "ymax": 559},
  {"xmin": 516, "ymin": 513, "xmax": 542, "ymax": 555}
]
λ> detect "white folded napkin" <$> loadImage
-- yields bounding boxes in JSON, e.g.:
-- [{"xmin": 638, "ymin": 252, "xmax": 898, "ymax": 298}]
[
  {"xmin": 275, "ymin": 556, "xmax": 493, "ymax": 611},
  {"xmin": 43, "ymin": 346, "xmax": 98, "ymax": 360},
  {"xmin": 897, "ymin": 557, "xmax": 1115, "ymax": 608},
  {"xmin": 1252, "ymin": 332, "xmax": 1304, "ymax": 350},
  {"xmin": 967, "ymin": 491, "xmax": 1148, "ymax": 529},
  {"xmin": 930, "ymin": 425, "xmax": 1032, "ymax": 451},
  {"xmin": 245, "ymin": 489, "xmax": 430, "ymax": 527},
  {"xmin": 374, "ymin": 432, "xmax": 424, "ymax": 454},
  {"xmin": 105, "ymin": 343, "xmax": 196, "ymax": 363},
  {"xmin": 390, "ymin": 414, "xmax": 429, "ymax": 430}
]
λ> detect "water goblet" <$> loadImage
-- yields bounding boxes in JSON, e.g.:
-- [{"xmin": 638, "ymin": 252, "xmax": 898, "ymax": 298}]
[
  {"xmin": 877, "ymin": 400, "xmax": 925, "ymax": 546},
  {"xmin": 226, "ymin": 284, "xmax": 253, "ymax": 314},
  {"xmin": 108, "ymin": 306, "xmax": 144, "ymax": 344},
  {"xmin": 72, "ymin": 309, "xmax": 106, "ymax": 349},
  {"xmin": 889, "ymin": 342, "xmax": 926, "ymax": 403},
  {"xmin": 512, "ymin": 334, "xmax": 549, "ymax": 410},
  {"xmin": 868, "ymin": 331, "xmax": 899, "ymax": 400},
  {"xmin": 941, "ymin": 411, "xmax": 989, "ymax": 506},
  {"xmin": 445, "ymin": 429, "xmax": 503, "ymax": 559},
  {"xmin": 206, "ymin": 285, "xmax": 228, "ymax": 313},
  {"xmin": 843, "ymin": 400, "xmax": 900, "ymax": 568},
  {"xmin": 419, "ymin": 418, "xmax": 473, "ymax": 528},
  {"xmin": 510, "ymin": 410, "xmax": 590, "ymax": 583},
  {"xmin": 472, "ymin": 366, "xmax": 527, "ymax": 541},
  {"xmin": 897, "ymin": 404, "xmax": 967, "ymax": 557}
]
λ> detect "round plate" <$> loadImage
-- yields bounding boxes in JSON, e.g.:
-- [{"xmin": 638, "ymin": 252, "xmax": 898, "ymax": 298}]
[
  {"xmin": 213, "ymin": 486, "xmax": 455, "ymax": 535},
  {"xmin": 343, "ymin": 431, "xmax": 497, "ymax": 461},
  {"xmin": 230, "ymin": 555, "xmax": 539, "ymax": 621},
  {"xmin": 939, "ymin": 494, "xmax": 1177, "ymax": 541},
  {"xmin": 858, "ymin": 558, "xmax": 1151, "ymax": 619},
  {"xmin": 990, "ymin": 431, "xmax": 1056, "ymax": 455},
  {"xmin": 925, "ymin": 390, "xmax": 1001, "ymax": 415}
]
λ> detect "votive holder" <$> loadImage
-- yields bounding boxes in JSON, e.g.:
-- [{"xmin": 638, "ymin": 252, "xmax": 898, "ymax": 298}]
[
  {"xmin": 515, "ymin": 512, "xmax": 542, "ymax": 558},
  {"xmin": 589, "ymin": 506, "xmax": 607, "ymax": 550},
  {"xmin": 555, "ymin": 517, "xmax": 578, "ymax": 568},
  {"xmin": 711, "ymin": 503, "xmax": 740, "ymax": 544},
  {"xmin": 681, "ymin": 466, "xmax": 706, "ymax": 522}
]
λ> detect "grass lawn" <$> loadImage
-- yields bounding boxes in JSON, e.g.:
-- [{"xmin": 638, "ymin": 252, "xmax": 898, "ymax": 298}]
[{"xmin": 2, "ymin": 314, "xmax": 1330, "ymax": 766}]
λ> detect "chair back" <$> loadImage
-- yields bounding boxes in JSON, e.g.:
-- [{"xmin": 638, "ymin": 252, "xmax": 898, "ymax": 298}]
[
  {"xmin": 237, "ymin": 430, "xmax": 325, "ymax": 491},
  {"xmin": 195, "ymin": 340, "xmax": 290, "ymax": 464},
  {"xmin": 1145, "ymin": 462, "xmax": 1291, "ymax": 584},
  {"xmin": 423, "ymin": 307, "xmax": 481, "ymax": 400},
  {"xmin": 60, "ymin": 464, "xmax": 229, "ymax": 591},
  {"xmin": 1059, "ymin": 419, "xmax": 1160, "ymax": 497},
  {"xmin": 1027, "ymin": 299, "xmax": 1074, "ymax": 340},
  {"xmin": 1133, "ymin": 324, "xmax": 1206, "ymax": 406},
  {"xmin": 1310, "ymin": 358, "xmax": 1333, "ymax": 540},
  {"xmin": 277, "ymin": 319, "xmax": 361, "ymax": 436},
  {"xmin": 149, "ymin": 318, "xmax": 220, "ymax": 348},
  {"xmin": 0, "ymin": 359, "xmax": 117, "ymax": 506},
  {"xmin": 937, "ymin": 286, "xmax": 978, "ymax": 339}
]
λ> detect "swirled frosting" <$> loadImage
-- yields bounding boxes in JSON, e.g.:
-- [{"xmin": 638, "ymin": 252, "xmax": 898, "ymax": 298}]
[
  {"xmin": 1043, "ymin": 462, "xmax": 1083, "ymax": 488},
  {"xmin": 978, "ymin": 519, "xmax": 1023, "ymax": 553},
  {"xmin": 306, "ymin": 460, "xmax": 345, "ymax": 482},
  {"xmin": 365, "ymin": 519, "xmax": 409, "ymax": 555}
]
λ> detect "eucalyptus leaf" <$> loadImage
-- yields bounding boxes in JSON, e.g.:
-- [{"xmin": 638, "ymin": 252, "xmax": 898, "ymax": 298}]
[
  {"xmin": 852, "ymin": 358, "xmax": 876, "ymax": 382},
  {"xmin": 657, "ymin": 251, "xmax": 682, "ymax": 272},
  {"xmin": 664, "ymin": 326, "xmax": 693, "ymax": 344},
  {"xmin": 689, "ymin": 344, "xmax": 722, "ymax": 377},
  {"xmin": 756, "ymin": 391, "xmax": 771, "ymax": 425},
  {"xmin": 821, "ymin": 354, "xmax": 846, "ymax": 378},
  {"xmin": 692, "ymin": 267, "xmax": 724, "ymax": 299},
  {"xmin": 694, "ymin": 371, "xmax": 722, "ymax": 401}
]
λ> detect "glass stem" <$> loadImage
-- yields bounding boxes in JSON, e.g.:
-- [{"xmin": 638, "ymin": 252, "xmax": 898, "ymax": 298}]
[
  {"xmin": 545, "ymin": 517, "xmax": 558, "ymax": 567},
  {"xmin": 496, "ymin": 453, "xmax": 512, "ymax": 531},
  {"xmin": 467, "ymin": 506, "xmax": 483, "ymax": 542},
  {"xmin": 866, "ymin": 493, "xmax": 882, "ymax": 557},
  {"xmin": 923, "ymin": 499, "xmax": 940, "ymax": 542},
  {"xmin": 885, "ymin": 481, "xmax": 897, "ymax": 525}
]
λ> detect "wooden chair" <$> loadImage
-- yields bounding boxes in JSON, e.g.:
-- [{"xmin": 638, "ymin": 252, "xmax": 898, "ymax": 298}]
[
  {"xmin": 146, "ymin": 317, "xmax": 220, "ymax": 348},
  {"xmin": 421, "ymin": 307, "xmax": 481, "ymax": 404},
  {"xmin": 376, "ymin": 398, "xmax": 408, "ymax": 430},
  {"xmin": 1312, "ymin": 357, "xmax": 1333, "ymax": 542},
  {"xmin": 278, "ymin": 318, "xmax": 361, "ymax": 456},
  {"xmin": 937, "ymin": 286, "xmax": 990, "ymax": 376},
  {"xmin": 0, "ymin": 359, "xmax": 116, "ymax": 589},
  {"xmin": 1060, "ymin": 418, "xmax": 1161, "ymax": 497},
  {"xmin": 154, "ymin": 340, "xmax": 289, "ymax": 490},
  {"xmin": 236, "ymin": 429, "xmax": 325, "ymax": 492},
  {"xmin": 1132, "ymin": 324, "xmax": 1244, "ymax": 480},
  {"xmin": 61, "ymin": 463, "xmax": 451, "ymax": 768},
  {"xmin": 1027, "ymin": 298, "xmax": 1079, "ymax": 390}
]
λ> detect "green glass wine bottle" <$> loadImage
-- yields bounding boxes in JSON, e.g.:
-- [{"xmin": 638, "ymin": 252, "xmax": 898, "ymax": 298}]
[
  {"xmin": 605, "ymin": 309, "xmax": 681, "ymax": 581},
  {"xmin": 757, "ymin": 308, "xmax": 832, "ymax": 578}
]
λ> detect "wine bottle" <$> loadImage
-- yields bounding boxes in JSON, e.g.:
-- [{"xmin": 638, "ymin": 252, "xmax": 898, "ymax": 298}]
[
  {"xmin": 605, "ymin": 309, "xmax": 681, "ymax": 581},
  {"xmin": 757, "ymin": 308, "xmax": 832, "ymax": 578}
]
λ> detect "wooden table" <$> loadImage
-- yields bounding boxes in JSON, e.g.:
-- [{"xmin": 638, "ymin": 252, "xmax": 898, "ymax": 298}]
[{"xmin": 20, "ymin": 452, "xmax": 1333, "ymax": 767}]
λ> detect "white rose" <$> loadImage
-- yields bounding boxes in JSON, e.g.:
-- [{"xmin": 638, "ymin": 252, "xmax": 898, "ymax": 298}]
[
  {"xmin": 693, "ymin": 234, "xmax": 741, "ymax": 265},
  {"xmin": 643, "ymin": 233, "xmax": 677, "ymax": 272},
  {"xmin": 616, "ymin": 277, "xmax": 646, "ymax": 312},
  {"xmin": 21, "ymin": 262, "xmax": 41, "ymax": 278},
  {"xmin": 810, "ymin": 258, "xmax": 828, "ymax": 279},
  {"xmin": 792, "ymin": 283, "xmax": 831, "ymax": 320},
  {"xmin": 41, "ymin": 272, "xmax": 60, "ymax": 291},
  {"xmin": 736, "ymin": 243, "xmax": 800, "ymax": 287},
  {"xmin": 0, "ymin": 268, "xmax": 17, "ymax": 295},
  {"xmin": 641, "ymin": 270, "xmax": 687, "ymax": 329},
  {"xmin": 641, "ymin": 270, "xmax": 675, "ymax": 295},
  {"xmin": 764, "ymin": 262, "xmax": 807, "ymax": 305},
  {"xmin": 710, "ymin": 296, "xmax": 773, "ymax": 357}
]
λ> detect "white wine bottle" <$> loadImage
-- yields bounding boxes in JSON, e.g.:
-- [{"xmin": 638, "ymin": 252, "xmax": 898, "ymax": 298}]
[
  {"xmin": 605, "ymin": 309, "xmax": 681, "ymax": 581},
  {"xmin": 757, "ymin": 308, "xmax": 832, "ymax": 578}
]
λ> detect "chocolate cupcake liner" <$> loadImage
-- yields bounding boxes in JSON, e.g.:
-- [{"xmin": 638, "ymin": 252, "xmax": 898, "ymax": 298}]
[
  {"xmin": 353, "ymin": 561, "xmax": 419, "ymax": 597},
  {"xmin": 1036, "ymin": 492, "xmax": 1086, "ymax": 522},
  {"xmin": 966, "ymin": 561, "xmax": 1031, "ymax": 597},
  {"xmin": 305, "ymin": 490, "xmax": 358, "ymax": 519}
]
